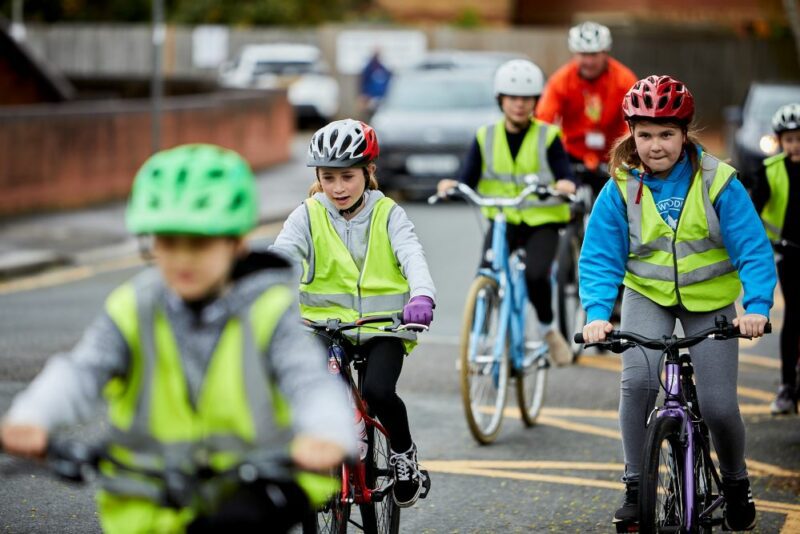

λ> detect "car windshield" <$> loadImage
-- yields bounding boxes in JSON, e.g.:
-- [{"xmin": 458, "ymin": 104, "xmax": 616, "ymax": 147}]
[
  {"xmin": 252, "ymin": 61, "xmax": 314, "ymax": 76},
  {"xmin": 382, "ymin": 75, "xmax": 494, "ymax": 111},
  {"xmin": 748, "ymin": 86, "xmax": 800, "ymax": 122}
]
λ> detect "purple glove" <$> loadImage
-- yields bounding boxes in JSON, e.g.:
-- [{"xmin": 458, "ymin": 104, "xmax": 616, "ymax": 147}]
[{"xmin": 402, "ymin": 296, "xmax": 434, "ymax": 326}]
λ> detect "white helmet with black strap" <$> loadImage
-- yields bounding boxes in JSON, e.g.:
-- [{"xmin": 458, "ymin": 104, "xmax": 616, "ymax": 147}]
[{"xmin": 493, "ymin": 59, "xmax": 545, "ymax": 98}]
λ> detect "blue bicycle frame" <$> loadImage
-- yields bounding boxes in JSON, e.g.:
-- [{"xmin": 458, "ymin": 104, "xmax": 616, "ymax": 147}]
[{"xmin": 470, "ymin": 213, "xmax": 547, "ymax": 381}]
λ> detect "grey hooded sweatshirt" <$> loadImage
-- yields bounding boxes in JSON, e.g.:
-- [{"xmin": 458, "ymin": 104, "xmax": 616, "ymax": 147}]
[
  {"xmin": 4, "ymin": 250, "xmax": 358, "ymax": 454},
  {"xmin": 270, "ymin": 190, "xmax": 436, "ymax": 302}
]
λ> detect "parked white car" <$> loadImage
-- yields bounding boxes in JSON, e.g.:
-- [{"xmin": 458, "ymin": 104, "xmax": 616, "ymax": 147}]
[{"xmin": 218, "ymin": 43, "xmax": 339, "ymax": 121}]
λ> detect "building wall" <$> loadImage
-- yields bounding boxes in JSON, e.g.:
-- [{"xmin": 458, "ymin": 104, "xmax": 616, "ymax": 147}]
[
  {"xmin": 0, "ymin": 90, "xmax": 293, "ymax": 216},
  {"xmin": 375, "ymin": 0, "xmax": 512, "ymax": 24}
]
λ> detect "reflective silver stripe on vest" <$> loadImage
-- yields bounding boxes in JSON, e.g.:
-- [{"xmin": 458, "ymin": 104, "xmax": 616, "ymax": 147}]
[
  {"xmin": 299, "ymin": 291, "xmax": 408, "ymax": 314},
  {"xmin": 763, "ymin": 220, "xmax": 781, "ymax": 237},
  {"xmin": 627, "ymin": 258, "xmax": 736, "ymax": 287},
  {"xmin": 626, "ymin": 155, "xmax": 726, "ymax": 262},
  {"xmin": 482, "ymin": 122, "xmax": 554, "ymax": 185},
  {"xmin": 301, "ymin": 201, "xmax": 316, "ymax": 285}
]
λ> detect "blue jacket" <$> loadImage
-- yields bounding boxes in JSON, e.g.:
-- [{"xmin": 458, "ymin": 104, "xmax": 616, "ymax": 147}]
[{"xmin": 579, "ymin": 147, "xmax": 776, "ymax": 322}]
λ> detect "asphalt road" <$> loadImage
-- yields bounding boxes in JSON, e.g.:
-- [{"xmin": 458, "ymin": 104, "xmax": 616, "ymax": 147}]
[{"xmin": 1, "ymin": 202, "xmax": 798, "ymax": 533}]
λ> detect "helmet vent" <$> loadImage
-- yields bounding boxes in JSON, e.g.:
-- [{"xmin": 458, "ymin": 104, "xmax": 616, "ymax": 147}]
[
  {"xmin": 207, "ymin": 168, "xmax": 224, "ymax": 179},
  {"xmin": 151, "ymin": 168, "xmax": 161, "ymax": 179},
  {"xmin": 643, "ymin": 94, "xmax": 653, "ymax": 109},
  {"xmin": 631, "ymin": 95, "xmax": 640, "ymax": 108},
  {"xmin": 149, "ymin": 196, "xmax": 159, "ymax": 209},
  {"xmin": 658, "ymin": 95, "xmax": 668, "ymax": 109},
  {"xmin": 195, "ymin": 196, "xmax": 209, "ymax": 209},
  {"xmin": 176, "ymin": 168, "xmax": 188, "ymax": 185},
  {"xmin": 230, "ymin": 191, "xmax": 245, "ymax": 211},
  {"xmin": 672, "ymin": 95, "xmax": 683, "ymax": 110}
]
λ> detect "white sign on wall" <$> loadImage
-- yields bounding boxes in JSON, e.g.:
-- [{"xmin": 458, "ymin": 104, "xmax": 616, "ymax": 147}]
[
  {"xmin": 192, "ymin": 25, "xmax": 230, "ymax": 68},
  {"xmin": 336, "ymin": 30, "xmax": 427, "ymax": 75}
]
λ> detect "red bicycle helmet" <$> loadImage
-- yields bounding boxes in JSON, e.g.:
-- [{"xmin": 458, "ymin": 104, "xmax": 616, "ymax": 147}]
[{"xmin": 622, "ymin": 75, "xmax": 695, "ymax": 123}]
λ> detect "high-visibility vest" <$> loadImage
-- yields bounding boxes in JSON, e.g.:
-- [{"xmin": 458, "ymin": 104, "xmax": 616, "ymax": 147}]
[
  {"xmin": 299, "ymin": 197, "xmax": 415, "ymax": 351},
  {"xmin": 97, "ymin": 271, "xmax": 336, "ymax": 533},
  {"xmin": 615, "ymin": 153, "xmax": 742, "ymax": 311},
  {"xmin": 760, "ymin": 152, "xmax": 789, "ymax": 241},
  {"xmin": 476, "ymin": 118, "xmax": 570, "ymax": 226}
]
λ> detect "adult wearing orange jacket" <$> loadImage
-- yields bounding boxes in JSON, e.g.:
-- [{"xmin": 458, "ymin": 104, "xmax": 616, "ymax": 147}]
[{"xmin": 536, "ymin": 22, "xmax": 637, "ymax": 195}]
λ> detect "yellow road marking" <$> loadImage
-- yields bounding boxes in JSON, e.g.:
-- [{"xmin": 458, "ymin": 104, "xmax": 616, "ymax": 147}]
[
  {"xmin": 541, "ymin": 407, "xmax": 618, "ymax": 419},
  {"xmin": 0, "ymin": 222, "xmax": 283, "ymax": 296},
  {"xmin": 425, "ymin": 460, "xmax": 624, "ymax": 471},
  {"xmin": 739, "ymin": 353, "xmax": 781, "ymax": 369},
  {"xmin": 425, "ymin": 463, "xmax": 622, "ymax": 491}
]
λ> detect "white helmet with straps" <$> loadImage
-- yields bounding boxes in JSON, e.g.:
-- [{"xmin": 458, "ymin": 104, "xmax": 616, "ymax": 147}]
[
  {"xmin": 307, "ymin": 119, "xmax": 380, "ymax": 168},
  {"xmin": 568, "ymin": 21, "xmax": 612, "ymax": 53},
  {"xmin": 772, "ymin": 103, "xmax": 800, "ymax": 134},
  {"xmin": 493, "ymin": 59, "xmax": 545, "ymax": 98}
]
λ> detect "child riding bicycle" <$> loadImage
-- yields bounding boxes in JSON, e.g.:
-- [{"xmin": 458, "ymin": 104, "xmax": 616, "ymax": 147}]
[
  {"xmin": 271, "ymin": 119, "xmax": 437, "ymax": 508},
  {"xmin": 437, "ymin": 59, "xmax": 578, "ymax": 367},
  {"xmin": 0, "ymin": 144, "xmax": 357, "ymax": 533},
  {"xmin": 750, "ymin": 103, "xmax": 800, "ymax": 415},
  {"xmin": 579, "ymin": 76, "xmax": 776, "ymax": 531}
]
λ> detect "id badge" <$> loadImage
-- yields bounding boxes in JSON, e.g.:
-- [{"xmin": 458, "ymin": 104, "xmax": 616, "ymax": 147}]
[{"xmin": 585, "ymin": 131, "xmax": 606, "ymax": 150}]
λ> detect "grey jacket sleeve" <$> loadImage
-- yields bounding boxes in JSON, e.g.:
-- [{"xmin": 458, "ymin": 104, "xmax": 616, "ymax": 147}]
[
  {"xmin": 265, "ymin": 304, "xmax": 358, "ymax": 455},
  {"xmin": 387, "ymin": 205, "xmax": 437, "ymax": 301},
  {"xmin": 4, "ymin": 313, "xmax": 129, "ymax": 429},
  {"xmin": 270, "ymin": 204, "xmax": 312, "ymax": 275}
]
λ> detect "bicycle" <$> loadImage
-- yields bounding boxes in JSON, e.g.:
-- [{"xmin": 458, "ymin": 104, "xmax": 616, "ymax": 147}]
[
  {"xmin": 575, "ymin": 315, "xmax": 771, "ymax": 533},
  {"xmin": 303, "ymin": 313, "xmax": 431, "ymax": 534},
  {"xmin": 430, "ymin": 180, "xmax": 575, "ymax": 444},
  {"xmin": 0, "ymin": 437, "xmax": 315, "ymax": 533}
]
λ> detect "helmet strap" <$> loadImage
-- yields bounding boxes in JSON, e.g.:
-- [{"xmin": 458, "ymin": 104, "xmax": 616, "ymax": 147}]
[{"xmin": 338, "ymin": 192, "xmax": 365, "ymax": 217}]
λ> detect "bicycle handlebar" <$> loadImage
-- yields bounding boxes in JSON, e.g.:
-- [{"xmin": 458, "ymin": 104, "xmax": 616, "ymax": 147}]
[
  {"xmin": 573, "ymin": 315, "xmax": 771, "ymax": 353},
  {"xmin": 302, "ymin": 312, "xmax": 429, "ymax": 335},
  {"xmin": 428, "ymin": 182, "xmax": 576, "ymax": 208}
]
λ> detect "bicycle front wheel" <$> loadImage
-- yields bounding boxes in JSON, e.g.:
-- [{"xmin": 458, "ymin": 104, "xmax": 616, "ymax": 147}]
[
  {"xmin": 640, "ymin": 416, "xmax": 687, "ymax": 533},
  {"xmin": 460, "ymin": 275, "xmax": 509, "ymax": 445},
  {"xmin": 555, "ymin": 226, "xmax": 586, "ymax": 361},
  {"xmin": 360, "ymin": 423, "xmax": 400, "ymax": 534}
]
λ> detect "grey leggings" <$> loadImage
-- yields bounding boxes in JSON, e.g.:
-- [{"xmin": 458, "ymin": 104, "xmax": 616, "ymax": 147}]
[{"xmin": 619, "ymin": 288, "xmax": 748, "ymax": 482}]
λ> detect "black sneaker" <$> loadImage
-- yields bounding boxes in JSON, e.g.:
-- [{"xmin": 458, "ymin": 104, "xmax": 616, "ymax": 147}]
[
  {"xmin": 722, "ymin": 478, "xmax": 756, "ymax": 531},
  {"xmin": 389, "ymin": 443, "xmax": 422, "ymax": 508},
  {"xmin": 613, "ymin": 481, "xmax": 639, "ymax": 525}
]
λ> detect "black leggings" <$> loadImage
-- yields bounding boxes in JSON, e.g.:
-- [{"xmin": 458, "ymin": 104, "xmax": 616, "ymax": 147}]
[
  {"xmin": 357, "ymin": 337, "xmax": 412, "ymax": 452},
  {"xmin": 480, "ymin": 222, "xmax": 561, "ymax": 325},
  {"xmin": 778, "ymin": 257, "xmax": 800, "ymax": 388}
]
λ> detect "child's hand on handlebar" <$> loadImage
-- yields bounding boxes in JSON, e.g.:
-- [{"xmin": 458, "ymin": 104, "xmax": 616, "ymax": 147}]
[
  {"xmin": 403, "ymin": 296, "xmax": 434, "ymax": 326},
  {"xmin": 290, "ymin": 434, "xmax": 347, "ymax": 472},
  {"xmin": 554, "ymin": 179, "xmax": 577, "ymax": 195},
  {"xmin": 732, "ymin": 314, "xmax": 769, "ymax": 338},
  {"xmin": 0, "ymin": 421, "xmax": 48, "ymax": 458},
  {"xmin": 436, "ymin": 179, "xmax": 459, "ymax": 196},
  {"xmin": 582, "ymin": 320, "xmax": 614, "ymax": 343}
]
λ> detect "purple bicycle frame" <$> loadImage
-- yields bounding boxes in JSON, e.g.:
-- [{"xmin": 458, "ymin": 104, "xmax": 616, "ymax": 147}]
[{"xmin": 655, "ymin": 359, "xmax": 696, "ymax": 531}]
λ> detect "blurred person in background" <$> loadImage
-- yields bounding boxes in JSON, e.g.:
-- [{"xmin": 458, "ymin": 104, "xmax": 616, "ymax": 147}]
[
  {"xmin": 437, "ymin": 59, "xmax": 577, "ymax": 367},
  {"xmin": 536, "ymin": 21, "xmax": 637, "ymax": 196},
  {"xmin": 359, "ymin": 49, "xmax": 392, "ymax": 118},
  {"xmin": 750, "ymin": 103, "xmax": 800, "ymax": 415}
]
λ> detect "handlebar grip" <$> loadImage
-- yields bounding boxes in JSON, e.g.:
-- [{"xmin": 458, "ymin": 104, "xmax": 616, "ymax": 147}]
[
  {"xmin": 573, "ymin": 333, "xmax": 585, "ymax": 344},
  {"xmin": 764, "ymin": 322, "xmax": 772, "ymax": 334},
  {"xmin": 427, "ymin": 194, "xmax": 440, "ymax": 205}
]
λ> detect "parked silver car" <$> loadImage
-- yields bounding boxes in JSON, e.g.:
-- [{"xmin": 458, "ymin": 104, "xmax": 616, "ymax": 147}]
[{"xmin": 371, "ymin": 68, "xmax": 501, "ymax": 198}]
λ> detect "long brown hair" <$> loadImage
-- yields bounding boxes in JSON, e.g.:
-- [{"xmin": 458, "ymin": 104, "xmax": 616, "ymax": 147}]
[
  {"xmin": 308, "ymin": 166, "xmax": 380, "ymax": 197},
  {"xmin": 609, "ymin": 120, "xmax": 703, "ymax": 178}
]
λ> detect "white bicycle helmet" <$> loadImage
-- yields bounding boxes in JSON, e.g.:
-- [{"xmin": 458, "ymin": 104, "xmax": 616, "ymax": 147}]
[
  {"xmin": 307, "ymin": 119, "xmax": 380, "ymax": 168},
  {"xmin": 494, "ymin": 59, "xmax": 545, "ymax": 97},
  {"xmin": 568, "ymin": 22, "xmax": 612, "ymax": 53},
  {"xmin": 772, "ymin": 103, "xmax": 800, "ymax": 134}
]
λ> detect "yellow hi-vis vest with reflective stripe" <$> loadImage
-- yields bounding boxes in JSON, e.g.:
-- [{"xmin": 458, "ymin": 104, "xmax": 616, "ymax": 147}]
[
  {"xmin": 615, "ymin": 153, "xmax": 742, "ymax": 312},
  {"xmin": 299, "ymin": 197, "xmax": 415, "ymax": 352},
  {"xmin": 760, "ymin": 152, "xmax": 789, "ymax": 241},
  {"xmin": 98, "ymin": 271, "xmax": 336, "ymax": 534},
  {"xmin": 476, "ymin": 118, "xmax": 570, "ymax": 226}
]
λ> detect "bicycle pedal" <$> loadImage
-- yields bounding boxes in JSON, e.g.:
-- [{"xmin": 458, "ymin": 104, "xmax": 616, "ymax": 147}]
[
  {"xmin": 418, "ymin": 469, "xmax": 432, "ymax": 500},
  {"xmin": 613, "ymin": 519, "xmax": 639, "ymax": 533}
]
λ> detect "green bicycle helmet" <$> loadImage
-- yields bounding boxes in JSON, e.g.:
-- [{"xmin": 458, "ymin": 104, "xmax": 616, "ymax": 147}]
[{"xmin": 126, "ymin": 144, "xmax": 258, "ymax": 236}]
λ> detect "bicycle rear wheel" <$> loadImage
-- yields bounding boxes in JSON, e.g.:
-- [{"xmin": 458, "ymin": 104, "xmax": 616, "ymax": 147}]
[
  {"xmin": 360, "ymin": 423, "xmax": 400, "ymax": 534},
  {"xmin": 316, "ymin": 487, "xmax": 350, "ymax": 534},
  {"xmin": 515, "ymin": 303, "xmax": 548, "ymax": 426},
  {"xmin": 460, "ymin": 275, "xmax": 509, "ymax": 444},
  {"xmin": 640, "ymin": 416, "xmax": 687, "ymax": 533},
  {"xmin": 555, "ymin": 225, "xmax": 586, "ymax": 361}
]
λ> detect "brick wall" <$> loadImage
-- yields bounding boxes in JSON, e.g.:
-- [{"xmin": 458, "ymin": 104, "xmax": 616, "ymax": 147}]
[{"xmin": 0, "ymin": 90, "xmax": 293, "ymax": 216}]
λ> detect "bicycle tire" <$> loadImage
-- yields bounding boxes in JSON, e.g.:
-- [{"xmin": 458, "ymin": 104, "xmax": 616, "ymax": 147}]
[
  {"xmin": 460, "ymin": 275, "xmax": 509, "ymax": 445},
  {"xmin": 693, "ymin": 425, "xmax": 714, "ymax": 534},
  {"xmin": 555, "ymin": 225, "xmax": 586, "ymax": 361},
  {"xmin": 640, "ymin": 415, "xmax": 687, "ymax": 533},
  {"xmin": 360, "ymin": 423, "xmax": 400, "ymax": 534},
  {"xmin": 515, "ymin": 302, "xmax": 548, "ymax": 426}
]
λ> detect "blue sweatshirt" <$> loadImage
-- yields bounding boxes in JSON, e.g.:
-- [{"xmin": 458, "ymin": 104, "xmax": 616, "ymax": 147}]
[{"xmin": 579, "ymin": 147, "xmax": 776, "ymax": 323}]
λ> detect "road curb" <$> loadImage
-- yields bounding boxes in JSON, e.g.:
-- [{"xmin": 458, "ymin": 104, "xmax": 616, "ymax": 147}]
[{"xmin": 0, "ymin": 211, "xmax": 293, "ymax": 281}]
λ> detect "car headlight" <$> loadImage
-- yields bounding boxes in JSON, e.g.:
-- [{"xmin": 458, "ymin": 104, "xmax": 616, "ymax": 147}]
[{"xmin": 759, "ymin": 134, "xmax": 779, "ymax": 155}]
